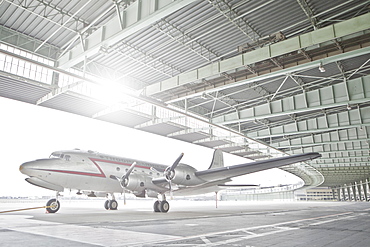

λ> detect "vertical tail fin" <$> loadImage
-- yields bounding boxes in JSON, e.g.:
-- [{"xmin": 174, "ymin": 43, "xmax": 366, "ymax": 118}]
[{"xmin": 208, "ymin": 149, "xmax": 224, "ymax": 169}]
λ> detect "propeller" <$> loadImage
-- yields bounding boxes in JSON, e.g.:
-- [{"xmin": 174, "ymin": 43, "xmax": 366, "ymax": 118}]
[
  {"xmin": 110, "ymin": 162, "xmax": 137, "ymax": 188},
  {"xmin": 164, "ymin": 153, "xmax": 184, "ymax": 182},
  {"xmin": 163, "ymin": 153, "xmax": 184, "ymax": 197}
]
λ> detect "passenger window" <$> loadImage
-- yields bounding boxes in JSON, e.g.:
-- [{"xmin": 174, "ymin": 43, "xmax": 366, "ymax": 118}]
[{"xmin": 65, "ymin": 155, "xmax": 71, "ymax": 161}]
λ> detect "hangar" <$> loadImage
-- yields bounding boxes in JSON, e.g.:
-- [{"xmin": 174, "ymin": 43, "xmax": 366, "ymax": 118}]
[
  {"xmin": 1, "ymin": 0, "xmax": 369, "ymax": 198},
  {"xmin": 0, "ymin": 0, "xmax": 370, "ymax": 245}
]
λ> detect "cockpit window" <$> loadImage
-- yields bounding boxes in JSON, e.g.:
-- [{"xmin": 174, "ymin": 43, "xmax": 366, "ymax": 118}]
[
  {"xmin": 50, "ymin": 152, "xmax": 62, "ymax": 159},
  {"xmin": 49, "ymin": 153, "xmax": 70, "ymax": 161}
]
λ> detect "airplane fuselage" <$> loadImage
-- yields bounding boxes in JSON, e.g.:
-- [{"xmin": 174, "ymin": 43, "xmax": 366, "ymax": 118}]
[{"xmin": 20, "ymin": 149, "xmax": 169, "ymax": 196}]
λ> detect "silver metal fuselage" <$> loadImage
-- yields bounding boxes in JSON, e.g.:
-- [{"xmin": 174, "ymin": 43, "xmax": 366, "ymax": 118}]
[{"xmin": 20, "ymin": 150, "xmax": 168, "ymax": 194}]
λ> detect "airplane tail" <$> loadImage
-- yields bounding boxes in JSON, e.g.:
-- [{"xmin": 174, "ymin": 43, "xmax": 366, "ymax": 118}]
[{"xmin": 208, "ymin": 149, "xmax": 224, "ymax": 169}]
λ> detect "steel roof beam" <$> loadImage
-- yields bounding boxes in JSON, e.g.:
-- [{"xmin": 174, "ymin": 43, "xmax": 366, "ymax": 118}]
[
  {"xmin": 35, "ymin": 0, "xmax": 93, "ymax": 53},
  {"xmin": 204, "ymin": 63, "xmax": 370, "ymax": 121},
  {"xmin": 208, "ymin": 0, "xmax": 262, "ymax": 41},
  {"xmin": 296, "ymin": 0, "xmax": 319, "ymax": 30},
  {"xmin": 288, "ymin": 148, "xmax": 370, "ymax": 155},
  {"xmin": 58, "ymin": 5, "xmax": 116, "ymax": 58},
  {"xmin": 34, "ymin": 0, "xmax": 90, "ymax": 27},
  {"xmin": 169, "ymin": 39, "xmax": 370, "ymax": 105},
  {"xmin": 57, "ymin": 0, "xmax": 198, "ymax": 69},
  {"xmin": 145, "ymin": 13, "xmax": 370, "ymax": 98},
  {"xmin": 0, "ymin": 25, "xmax": 60, "ymax": 58},
  {"xmin": 313, "ymin": 161, "xmax": 370, "ymax": 166},
  {"xmin": 274, "ymin": 138, "xmax": 370, "ymax": 149},
  {"xmin": 112, "ymin": 41, "xmax": 183, "ymax": 77},
  {"xmin": 152, "ymin": 18, "xmax": 221, "ymax": 62},
  {"xmin": 247, "ymin": 106, "xmax": 370, "ymax": 139},
  {"xmin": 317, "ymin": 156, "xmax": 370, "ymax": 161},
  {"xmin": 4, "ymin": 0, "xmax": 78, "ymax": 34},
  {"xmin": 213, "ymin": 74, "xmax": 370, "ymax": 125}
]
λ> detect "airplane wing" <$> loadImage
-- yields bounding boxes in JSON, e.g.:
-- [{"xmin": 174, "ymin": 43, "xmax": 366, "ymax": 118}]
[{"xmin": 194, "ymin": 152, "xmax": 321, "ymax": 182}]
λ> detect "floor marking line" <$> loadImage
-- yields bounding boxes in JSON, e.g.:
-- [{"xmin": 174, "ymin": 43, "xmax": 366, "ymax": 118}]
[
  {"xmin": 146, "ymin": 211, "xmax": 357, "ymax": 247},
  {"xmin": 200, "ymin": 236, "xmax": 212, "ymax": 244},
  {"xmin": 309, "ymin": 215, "xmax": 356, "ymax": 226},
  {"xmin": 3, "ymin": 216, "xmax": 180, "ymax": 247},
  {"xmin": 176, "ymin": 211, "xmax": 355, "ymax": 240},
  {"xmin": 200, "ymin": 227, "xmax": 298, "ymax": 247},
  {"xmin": 242, "ymin": 230, "xmax": 257, "ymax": 235}
]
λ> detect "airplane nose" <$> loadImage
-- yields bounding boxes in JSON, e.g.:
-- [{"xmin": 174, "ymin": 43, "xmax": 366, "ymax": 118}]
[{"xmin": 19, "ymin": 161, "xmax": 34, "ymax": 175}]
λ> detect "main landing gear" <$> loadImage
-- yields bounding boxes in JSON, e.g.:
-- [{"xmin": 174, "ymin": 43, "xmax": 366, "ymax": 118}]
[
  {"xmin": 104, "ymin": 193, "xmax": 118, "ymax": 210},
  {"xmin": 153, "ymin": 194, "xmax": 170, "ymax": 213}
]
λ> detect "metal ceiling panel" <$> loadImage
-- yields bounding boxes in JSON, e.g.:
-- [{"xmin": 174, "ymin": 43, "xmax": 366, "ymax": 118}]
[
  {"xmin": 39, "ymin": 93, "xmax": 107, "ymax": 117},
  {"xmin": 0, "ymin": 74, "xmax": 51, "ymax": 104},
  {"xmin": 137, "ymin": 122, "xmax": 184, "ymax": 136}
]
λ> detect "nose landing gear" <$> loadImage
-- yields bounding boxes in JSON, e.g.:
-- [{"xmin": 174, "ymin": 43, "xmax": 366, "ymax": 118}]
[
  {"xmin": 46, "ymin": 192, "xmax": 61, "ymax": 213},
  {"xmin": 46, "ymin": 199, "xmax": 60, "ymax": 213}
]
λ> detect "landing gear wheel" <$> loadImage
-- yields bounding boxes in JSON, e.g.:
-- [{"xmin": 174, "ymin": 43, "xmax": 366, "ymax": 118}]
[
  {"xmin": 46, "ymin": 199, "xmax": 60, "ymax": 213},
  {"xmin": 159, "ymin": 200, "xmax": 170, "ymax": 213},
  {"xmin": 104, "ymin": 200, "xmax": 110, "ymax": 210},
  {"xmin": 108, "ymin": 200, "xmax": 118, "ymax": 210},
  {"xmin": 153, "ymin": 200, "xmax": 160, "ymax": 212}
]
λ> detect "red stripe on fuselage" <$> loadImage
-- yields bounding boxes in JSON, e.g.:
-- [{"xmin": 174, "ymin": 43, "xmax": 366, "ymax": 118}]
[
  {"xmin": 37, "ymin": 158, "xmax": 151, "ymax": 178},
  {"xmin": 89, "ymin": 158, "xmax": 151, "ymax": 170},
  {"xmin": 37, "ymin": 169, "xmax": 106, "ymax": 177}
]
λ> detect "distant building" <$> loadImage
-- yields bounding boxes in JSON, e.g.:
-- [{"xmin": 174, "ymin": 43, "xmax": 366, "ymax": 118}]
[{"xmin": 295, "ymin": 188, "xmax": 334, "ymax": 201}]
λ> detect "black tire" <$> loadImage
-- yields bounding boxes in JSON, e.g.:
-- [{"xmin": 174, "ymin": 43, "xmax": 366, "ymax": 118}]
[
  {"xmin": 109, "ymin": 199, "xmax": 118, "ymax": 210},
  {"xmin": 159, "ymin": 200, "xmax": 170, "ymax": 213},
  {"xmin": 104, "ymin": 200, "xmax": 110, "ymax": 210},
  {"xmin": 46, "ymin": 199, "xmax": 60, "ymax": 213},
  {"xmin": 153, "ymin": 200, "xmax": 160, "ymax": 212}
]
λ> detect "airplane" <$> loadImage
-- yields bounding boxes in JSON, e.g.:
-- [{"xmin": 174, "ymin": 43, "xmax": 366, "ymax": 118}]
[{"xmin": 19, "ymin": 149, "xmax": 321, "ymax": 213}]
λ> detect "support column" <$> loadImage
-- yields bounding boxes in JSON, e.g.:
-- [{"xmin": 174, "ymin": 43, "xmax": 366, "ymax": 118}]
[
  {"xmin": 363, "ymin": 179, "xmax": 369, "ymax": 201},
  {"xmin": 347, "ymin": 186, "xmax": 352, "ymax": 201},
  {"xmin": 342, "ymin": 187, "xmax": 346, "ymax": 201},
  {"xmin": 352, "ymin": 183, "xmax": 357, "ymax": 201},
  {"xmin": 357, "ymin": 182, "xmax": 363, "ymax": 201},
  {"xmin": 337, "ymin": 188, "xmax": 341, "ymax": 201},
  {"xmin": 331, "ymin": 188, "xmax": 336, "ymax": 201}
]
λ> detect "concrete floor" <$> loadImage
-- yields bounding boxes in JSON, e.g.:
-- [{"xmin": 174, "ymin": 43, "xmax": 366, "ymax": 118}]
[{"xmin": 1, "ymin": 199, "xmax": 370, "ymax": 246}]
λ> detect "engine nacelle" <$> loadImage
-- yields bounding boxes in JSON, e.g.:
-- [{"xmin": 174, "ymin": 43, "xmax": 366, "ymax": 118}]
[
  {"xmin": 171, "ymin": 164, "xmax": 205, "ymax": 186},
  {"xmin": 125, "ymin": 173, "xmax": 151, "ymax": 193}
]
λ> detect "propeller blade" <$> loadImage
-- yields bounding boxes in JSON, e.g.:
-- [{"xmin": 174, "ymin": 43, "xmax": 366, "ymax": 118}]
[
  {"xmin": 150, "ymin": 167, "xmax": 160, "ymax": 173},
  {"xmin": 122, "ymin": 162, "xmax": 137, "ymax": 180},
  {"xmin": 110, "ymin": 175, "xmax": 120, "ymax": 181},
  {"xmin": 110, "ymin": 162, "xmax": 137, "ymax": 188},
  {"xmin": 164, "ymin": 153, "xmax": 184, "ymax": 181},
  {"xmin": 169, "ymin": 153, "xmax": 184, "ymax": 172}
]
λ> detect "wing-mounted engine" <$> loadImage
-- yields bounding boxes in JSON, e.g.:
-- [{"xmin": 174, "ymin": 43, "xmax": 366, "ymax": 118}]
[
  {"xmin": 110, "ymin": 162, "xmax": 166, "ymax": 197},
  {"xmin": 169, "ymin": 164, "xmax": 205, "ymax": 186},
  {"xmin": 122, "ymin": 173, "xmax": 152, "ymax": 194}
]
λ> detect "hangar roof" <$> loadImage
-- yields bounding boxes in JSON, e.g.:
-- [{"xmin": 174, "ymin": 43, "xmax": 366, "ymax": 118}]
[{"xmin": 1, "ymin": 0, "xmax": 369, "ymax": 188}]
